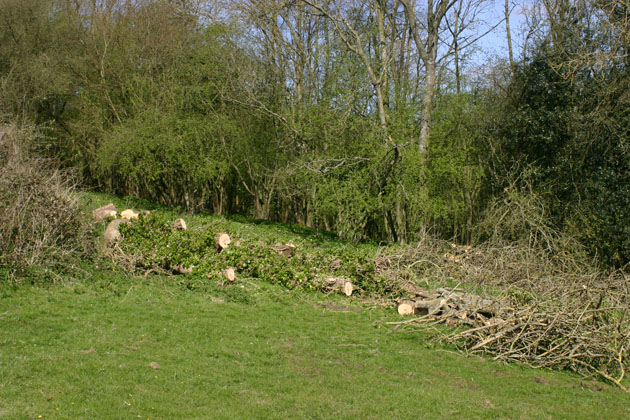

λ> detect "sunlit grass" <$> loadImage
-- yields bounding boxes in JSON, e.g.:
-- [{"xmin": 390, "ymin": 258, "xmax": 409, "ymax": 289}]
[{"xmin": 1, "ymin": 270, "xmax": 629, "ymax": 419}]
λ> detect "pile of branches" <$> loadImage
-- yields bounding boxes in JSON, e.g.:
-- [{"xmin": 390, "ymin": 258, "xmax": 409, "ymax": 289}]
[
  {"xmin": 447, "ymin": 281, "xmax": 629, "ymax": 391},
  {"xmin": 0, "ymin": 124, "xmax": 90, "ymax": 280},
  {"xmin": 380, "ymin": 237, "xmax": 630, "ymax": 391}
]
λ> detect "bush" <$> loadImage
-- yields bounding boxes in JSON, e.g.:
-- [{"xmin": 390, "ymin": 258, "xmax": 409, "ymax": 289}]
[{"xmin": 0, "ymin": 123, "xmax": 90, "ymax": 281}]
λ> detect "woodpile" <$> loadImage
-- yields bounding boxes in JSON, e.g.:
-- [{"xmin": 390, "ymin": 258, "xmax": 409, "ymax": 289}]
[
  {"xmin": 389, "ymin": 276, "xmax": 630, "ymax": 391},
  {"xmin": 396, "ymin": 287, "xmax": 508, "ymax": 326},
  {"xmin": 93, "ymin": 203, "xmax": 117, "ymax": 222},
  {"xmin": 321, "ymin": 276, "xmax": 354, "ymax": 296}
]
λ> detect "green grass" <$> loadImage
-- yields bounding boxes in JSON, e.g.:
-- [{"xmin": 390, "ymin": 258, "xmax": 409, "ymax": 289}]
[
  {"xmin": 1, "ymin": 271, "xmax": 630, "ymax": 420},
  {"xmin": 2, "ymin": 191, "xmax": 629, "ymax": 419}
]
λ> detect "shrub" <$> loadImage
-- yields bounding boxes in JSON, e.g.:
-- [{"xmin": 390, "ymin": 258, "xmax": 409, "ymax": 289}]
[{"xmin": 0, "ymin": 123, "xmax": 90, "ymax": 281}]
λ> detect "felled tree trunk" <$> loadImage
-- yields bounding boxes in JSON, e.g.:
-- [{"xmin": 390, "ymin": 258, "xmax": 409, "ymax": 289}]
[
  {"xmin": 121, "ymin": 209, "xmax": 140, "ymax": 220},
  {"xmin": 321, "ymin": 277, "xmax": 354, "ymax": 296},
  {"xmin": 173, "ymin": 264, "xmax": 193, "ymax": 275},
  {"xmin": 172, "ymin": 218, "xmax": 187, "ymax": 231},
  {"xmin": 397, "ymin": 300, "xmax": 419, "ymax": 315},
  {"xmin": 224, "ymin": 267, "xmax": 236, "ymax": 282},
  {"xmin": 272, "ymin": 243, "xmax": 296, "ymax": 257}
]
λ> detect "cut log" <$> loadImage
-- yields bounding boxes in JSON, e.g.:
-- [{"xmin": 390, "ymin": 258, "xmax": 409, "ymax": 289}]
[
  {"xmin": 342, "ymin": 281, "xmax": 353, "ymax": 297},
  {"xmin": 93, "ymin": 203, "xmax": 117, "ymax": 222},
  {"xmin": 224, "ymin": 267, "xmax": 236, "ymax": 282},
  {"xmin": 272, "ymin": 243, "xmax": 296, "ymax": 257},
  {"xmin": 214, "ymin": 233, "xmax": 231, "ymax": 251},
  {"xmin": 397, "ymin": 300, "xmax": 419, "ymax": 316},
  {"xmin": 172, "ymin": 218, "xmax": 187, "ymax": 231},
  {"xmin": 173, "ymin": 264, "xmax": 193, "ymax": 275},
  {"xmin": 120, "ymin": 209, "xmax": 140, "ymax": 220},
  {"xmin": 322, "ymin": 277, "xmax": 354, "ymax": 296},
  {"xmin": 104, "ymin": 218, "xmax": 129, "ymax": 246}
]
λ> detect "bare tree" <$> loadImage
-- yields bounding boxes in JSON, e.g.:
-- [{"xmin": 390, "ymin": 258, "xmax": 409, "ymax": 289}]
[
  {"xmin": 400, "ymin": 0, "xmax": 457, "ymax": 150},
  {"xmin": 299, "ymin": 0, "xmax": 401, "ymax": 138},
  {"xmin": 505, "ymin": 0, "xmax": 515, "ymax": 70}
]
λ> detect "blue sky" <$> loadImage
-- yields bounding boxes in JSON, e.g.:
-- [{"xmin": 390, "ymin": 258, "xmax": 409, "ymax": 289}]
[{"xmin": 474, "ymin": 0, "xmax": 530, "ymax": 61}]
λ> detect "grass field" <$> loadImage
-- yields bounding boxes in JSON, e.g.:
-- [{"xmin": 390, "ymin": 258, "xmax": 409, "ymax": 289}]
[
  {"xmin": 2, "ymin": 271, "xmax": 630, "ymax": 420},
  {"xmin": 1, "ymin": 193, "xmax": 630, "ymax": 419}
]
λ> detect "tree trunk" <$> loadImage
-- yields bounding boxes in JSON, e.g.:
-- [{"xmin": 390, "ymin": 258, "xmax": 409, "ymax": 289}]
[
  {"xmin": 419, "ymin": 60, "xmax": 436, "ymax": 151},
  {"xmin": 505, "ymin": 0, "xmax": 515, "ymax": 71}
]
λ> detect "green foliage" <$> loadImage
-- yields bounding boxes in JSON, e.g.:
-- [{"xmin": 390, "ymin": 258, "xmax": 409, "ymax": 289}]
[
  {"xmin": 488, "ymin": 46, "xmax": 630, "ymax": 265},
  {"xmin": 425, "ymin": 93, "xmax": 486, "ymax": 241},
  {"xmin": 95, "ymin": 111, "xmax": 231, "ymax": 211},
  {"xmin": 117, "ymin": 211, "xmax": 397, "ymax": 296},
  {"xmin": 2, "ymin": 0, "xmax": 629, "ymax": 266}
]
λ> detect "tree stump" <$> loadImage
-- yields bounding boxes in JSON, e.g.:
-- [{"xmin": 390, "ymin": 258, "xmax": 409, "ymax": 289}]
[
  {"xmin": 172, "ymin": 218, "xmax": 187, "ymax": 231},
  {"xmin": 215, "ymin": 233, "xmax": 231, "ymax": 251},
  {"xmin": 104, "ymin": 218, "xmax": 129, "ymax": 246}
]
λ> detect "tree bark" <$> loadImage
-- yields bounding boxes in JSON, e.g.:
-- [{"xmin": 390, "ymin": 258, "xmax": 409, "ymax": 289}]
[{"xmin": 505, "ymin": 0, "xmax": 515, "ymax": 71}]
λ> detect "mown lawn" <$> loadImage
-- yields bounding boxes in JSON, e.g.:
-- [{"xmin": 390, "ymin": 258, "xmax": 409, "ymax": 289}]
[{"xmin": 1, "ymin": 270, "xmax": 629, "ymax": 420}]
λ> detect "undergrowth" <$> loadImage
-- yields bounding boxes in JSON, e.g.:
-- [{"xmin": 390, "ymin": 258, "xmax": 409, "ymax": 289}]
[{"xmin": 116, "ymin": 212, "xmax": 401, "ymax": 297}]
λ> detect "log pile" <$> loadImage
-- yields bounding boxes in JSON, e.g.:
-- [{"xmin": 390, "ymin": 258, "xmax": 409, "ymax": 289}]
[
  {"xmin": 390, "ymin": 277, "xmax": 630, "ymax": 391},
  {"xmin": 396, "ymin": 287, "xmax": 509, "ymax": 326}
]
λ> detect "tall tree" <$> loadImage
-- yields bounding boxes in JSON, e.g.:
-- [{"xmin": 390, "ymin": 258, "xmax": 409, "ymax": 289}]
[
  {"xmin": 400, "ymin": 0, "xmax": 457, "ymax": 150},
  {"xmin": 505, "ymin": 0, "xmax": 515, "ymax": 71},
  {"xmin": 299, "ymin": 0, "xmax": 400, "ymax": 138}
]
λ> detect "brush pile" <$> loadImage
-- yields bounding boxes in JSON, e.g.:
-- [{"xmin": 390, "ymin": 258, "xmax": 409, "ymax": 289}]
[
  {"xmin": 383, "ymin": 239, "xmax": 630, "ymax": 391},
  {"xmin": 0, "ymin": 124, "xmax": 89, "ymax": 279}
]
